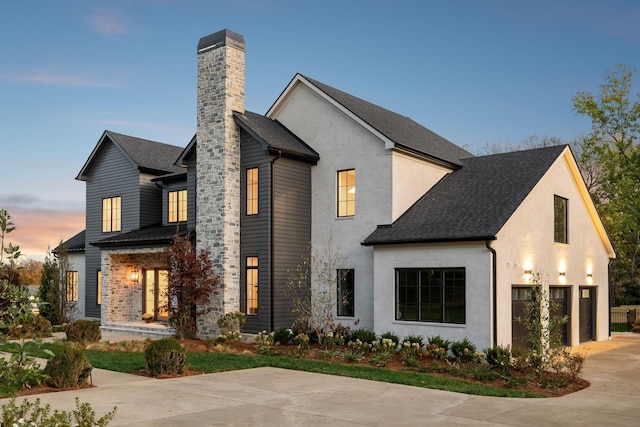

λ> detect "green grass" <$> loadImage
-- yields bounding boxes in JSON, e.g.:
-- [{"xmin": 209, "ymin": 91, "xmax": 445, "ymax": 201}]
[
  {"xmin": 0, "ymin": 342, "xmax": 546, "ymax": 398},
  {"xmin": 610, "ymin": 323, "xmax": 629, "ymax": 332}
]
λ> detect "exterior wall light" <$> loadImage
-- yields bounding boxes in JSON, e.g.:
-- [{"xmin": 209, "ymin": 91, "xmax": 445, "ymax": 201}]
[
  {"xmin": 559, "ymin": 271, "xmax": 566, "ymax": 277},
  {"xmin": 130, "ymin": 269, "xmax": 140, "ymax": 283},
  {"xmin": 587, "ymin": 272, "xmax": 593, "ymax": 278},
  {"xmin": 524, "ymin": 269, "xmax": 532, "ymax": 276}
]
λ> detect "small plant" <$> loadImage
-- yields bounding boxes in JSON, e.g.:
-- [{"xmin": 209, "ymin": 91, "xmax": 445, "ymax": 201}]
[
  {"xmin": 216, "ymin": 311, "xmax": 246, "ymax": 344},
  {"xmin": 315, "ymin": 348, "xmax": 340, "ymax": 359},
  {"xmin": 402, "ymin": 334, "xmax": 424, "ymax": 347},
  {"xmin": 485, "ymin": 345, "xmax": 513, "ymax": 373},
  {"xmin": 0, "ymin": 338, "xmax": 52, "ymax": 393},
  {"xmin": 44, "ymin": 346, "xmax": 93, "ymax": 389},
  {"xmin": 144, "ymin": 337, "xmax": 186, "ymax": 376},
  {"xmin": 451, "ymin": 338, "xmax": 477, "ymax": 362},
  {"xmin": 398, "ymin": 340, "xmax": 422, "ymax": 367},
  {"xmin": 289, "ymin": 332, "xmax": 310, "ymax": 358},
  {"xmin": 273, "ymin": 327, "xmax": 294, "ymax": 345},
  {"xmin": 471, "ymin": 364, "xmax": 500, "ymax": 382},
  {"xmin": 426, "ymin": 335, "xmax": 450, "ymax": 360},
  {"xmin": 255, "ymin": 330, "xmax": 278, "ymax": 356},
  {"xmin": 349, "ymin": 328, "xmax": 377, "ymax": 344},
  {"xmin": 142, "ymin": 312, "xmax": 153, "ymax": 321},
  {"xmin": 369, "ymin": 338, "xmax": 395, "ymax": 367},
  {"xmin": 322, "ymin": 331, "xmax": 345, "ymax": 350},
  {"xmin": 66, "ymin": 319, "xmax": 101, "ymax": 343},
  {"xmin": 1, "ymin": 397, "xmax": 117, "ymax": 426},
  {"xmin": 380, "ymin": 331, "xmax": 400, "ymax": 348},
  {"xmin": 342, "ymin": 339, "xmax": 370, "ymax": 362}
]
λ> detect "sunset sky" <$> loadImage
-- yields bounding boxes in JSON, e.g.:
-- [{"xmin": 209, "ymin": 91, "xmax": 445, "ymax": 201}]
[{"xmin": 1, "ymin": 0, "xmax": 638, "ymax": 261}]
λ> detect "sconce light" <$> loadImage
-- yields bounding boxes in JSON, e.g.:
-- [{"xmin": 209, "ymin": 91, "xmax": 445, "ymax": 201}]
[
  {"xmin": 559, "ymin": 271, "xmax": 566, "ymax": 277},
  {"xmin": 587, "ymin": 272, "xmax": 593, "ymax": 278},
  {"xmin": 524, "ymin": 269, "xmax": 532, "ymax": 276},
  {"xmin": 130, "ymin": 269, "xmax": 140, "ymax": 283}
]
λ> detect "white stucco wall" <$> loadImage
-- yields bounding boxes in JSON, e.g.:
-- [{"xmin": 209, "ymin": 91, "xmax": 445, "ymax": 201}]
[
  {"xmin": 373, "ymin": 242, "xmax": 493, "ymax": 350},
  {"xmin": 391, "ymin": 151, "xmax": 450, "ymax": 221},
  {"xmin": 495, "ymin": 149, "xmax": 612, "ymax": 346},
  {"xmin": 271, "ymin": 83, "xmax": 394, "ymax": 329}
]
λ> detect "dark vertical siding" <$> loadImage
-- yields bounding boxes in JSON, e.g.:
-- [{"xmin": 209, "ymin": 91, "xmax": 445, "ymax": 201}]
[
  {"xmin": 161, "ymin": 180, "xmax": 188, "ymax": 227},
  {"xmin": 139, "ymin": 173, "xmax": 162, "ymax": 227},
  {"xmin": 84, "ymin": 141, "xmax": 140, "ymax": 318},
  {"xmin": 186, "ymin": 154, "xmax": 197, "ymax": 230},
  {"xmin": 273, "ymin": 157, "xmax": 312, "ymax": 329},
  {"xmin": 239, "ymin": 131, "xmax": 271, "ymax": 332}
]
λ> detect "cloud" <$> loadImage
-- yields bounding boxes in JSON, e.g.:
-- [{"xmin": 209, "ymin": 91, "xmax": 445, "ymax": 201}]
[
  {"xmin": 2, "ymin": 206, "xmax": 85, "ymax": 262},
  {"xmin": 90, "ymin": 9, "xmax": 127, "ymax": 38}
]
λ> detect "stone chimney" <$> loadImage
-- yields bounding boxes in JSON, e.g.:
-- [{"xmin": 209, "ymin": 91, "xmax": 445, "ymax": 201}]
[{"xmin": 195, "ymin": 29, "xmax": 245, "ymax": 336}]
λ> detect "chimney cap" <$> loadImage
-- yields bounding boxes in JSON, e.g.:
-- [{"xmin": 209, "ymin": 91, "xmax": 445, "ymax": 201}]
[{"xmin": 198, "ymin": 29, "xmax": 245, "ymax": 53}]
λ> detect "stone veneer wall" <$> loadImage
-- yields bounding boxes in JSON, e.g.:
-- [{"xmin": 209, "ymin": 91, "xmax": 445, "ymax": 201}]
[
  {"xmin": 195, "ymin": 30, "xmax": 245, "ymax": 338},
  {"xmin": 100, "ymin": 248, "xmax": 166, "ymax": 323}
]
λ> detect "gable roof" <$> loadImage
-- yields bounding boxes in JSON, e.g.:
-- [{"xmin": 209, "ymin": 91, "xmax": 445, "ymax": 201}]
[
  {"xmin": 233, "ymin": 111, "xmax": 319, "ymax": 162},
  {"xmin": 268, "ymin": 74, "xmax": 472, "ymax": 168},
  {"xmin": 76, "ymin": 130, "xmax": 184, "ymax": 180},
  {"xmin": 363, "ymin": 145, "xmax": 568, "ymax": 245}
]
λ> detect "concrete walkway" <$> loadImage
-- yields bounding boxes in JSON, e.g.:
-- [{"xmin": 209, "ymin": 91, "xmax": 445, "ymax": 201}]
[{"xmin": 2, "ymin": 333, "xmax": 640, "ymax": 426}]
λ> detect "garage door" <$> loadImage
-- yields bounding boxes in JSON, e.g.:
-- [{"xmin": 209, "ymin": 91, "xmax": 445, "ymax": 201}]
[
  {"xmin": 579, "ymin": 287, "xmax": 594, "ymax": 342},
  {"xmin": 512, "ymin": 287, "xmax": 531, "ymax": 351}
]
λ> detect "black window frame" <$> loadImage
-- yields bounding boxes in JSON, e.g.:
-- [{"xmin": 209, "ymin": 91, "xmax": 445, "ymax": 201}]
[
  {"xmin": 168, "ymin": 189, "xmax": 187, "ymax": 223},
  {"xmin": 337, "ymin": 269, "xmax": 354, "ymax": 317},
  {"xmin": 395, "ymin": 268, "xmax": 465, "ymax": 324},
  {"xmin": 554, "ymin": 195, "xmax": 568, "ymax": 244}
]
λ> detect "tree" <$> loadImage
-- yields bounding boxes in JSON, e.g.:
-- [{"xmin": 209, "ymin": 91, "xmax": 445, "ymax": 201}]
[
  {"xmin": 0, "ymin": 209, "xmax": 16, "ymax": 265},
  {"xmin": 38, "ymin": 251, "xmax": 60, "ymax": 325},
  {"xmin": 18, "ymin": 259, "xmax": 43, "ymax": 286},
  {"xmin": 164, "ymin": 235, "xmax": 219, "ymax": 339},
  {"xmin": 573, "ymin": 64, "xmax": 640, "ymax": 303},
  {"xmin": 286, "ymin": 236, "xmax": 350, "ymax": 342}
]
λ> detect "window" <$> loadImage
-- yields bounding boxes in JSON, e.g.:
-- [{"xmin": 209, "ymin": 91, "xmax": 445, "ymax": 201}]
[
  {"xmin": 168, "ymin": 190, "xmax": 187, "ymax": 223},
  {"xmin": 337, "ymin": 169, "xmax": 355, "ymax": 217},
  {"xmin": 66, "ymin": 271, "xmax": 78, "ymax": 302},
  {"xmin": 337, "ymin": 269, "xmax": 354, "ymax": 317},
  {"xmin": 246, "ymin": 168, "xmax": 258, "ymax": 215},
  {"xmin": 246, "ymin": 257, "xmax": 258, "ymax": 315},
  {"xmin": 395, "ymin": 268, "xmax": 465, "ymax": 324},
  {"xmin": 554, "ymin": 195, "xmax": 568, "ymax": 244},
  {"xmin": 102, "ymin": 196, "xmax": 121, "ymax": 232},
  {"xmin": 97, "ymin": 270, "xmax": 102, "ymax": 305}
]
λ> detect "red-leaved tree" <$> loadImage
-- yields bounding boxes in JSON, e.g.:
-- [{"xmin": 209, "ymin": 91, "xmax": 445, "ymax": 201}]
[{"xmin": 164, "ymin": 235, "xmax": 219, "ymax": 339}]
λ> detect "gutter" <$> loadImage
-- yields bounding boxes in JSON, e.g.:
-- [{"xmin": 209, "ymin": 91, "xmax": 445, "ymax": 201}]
[
  {"xmin": 270, "ymin": 150, "xmax": 282, "ymax": 332},
  {"xmin": 486, "ymin": 240, "xmax": 498, "ymax": 347}
]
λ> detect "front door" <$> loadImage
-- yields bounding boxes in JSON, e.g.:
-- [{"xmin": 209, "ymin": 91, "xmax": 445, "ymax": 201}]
[
  {"xmin": 144, "ymin": 269, "xmax": 169, "ymax": 321},
  {"xmin": 579, "ymin": 287, "xmax": 595, "ymax": 342}
]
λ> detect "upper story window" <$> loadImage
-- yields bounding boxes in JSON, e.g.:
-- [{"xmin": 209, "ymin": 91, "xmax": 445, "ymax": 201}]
[
  {"xmin": 337, "ymin": 169, "xmax": 355, "ymax": 217},
  {"xmin": 554, "ymin": 195, "xmax": 568, "ymax": 244},
  {"xmin": 168, "ymin": 189, "xmax": 187, "ymax": 223},
  {"xmin": 247, "ymin": 168, "xmax": 258, "ymax": 215},
  {"xmin": 102, "ymin": 196, "xmax": 121, "ymax": 232}
]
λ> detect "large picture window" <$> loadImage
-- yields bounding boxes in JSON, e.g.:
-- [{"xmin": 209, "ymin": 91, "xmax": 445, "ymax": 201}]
[
  {"xmin": 102, "ymin": 196, "xmax": 121, "ymax": 232},
  {"xmin": 168, "ymin": 189, "xmax": 187, "ymax": 223},
  {"xmin": 66, "ymin": 271, "xmax": 78, "ymax": 302},
  {"xmin": 337, "ymin": 169, "xmax": 355, "ymax": 217},
  {"xmin": 337, "ymin": 269, "xmax": 354, "ymax": 317},
  {"xmin": 246, "ymin": 256, "xmax": 258, "ymax": 315},
  {"xmin": 554, "ymin": 195, "xmax": 568, "ymax": 244},
  {"xmin": 246, "ymin": 168, "xmax": 258, "ymax": 215},
  {"xmin": 395, "ymin": 268, "xmax": 465, "ymax": 324}
]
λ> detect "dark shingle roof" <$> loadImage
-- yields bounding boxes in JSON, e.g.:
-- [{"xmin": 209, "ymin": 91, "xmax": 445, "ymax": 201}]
[
  {"xmin": 92, "ymin": 223, "xmax": 189, "ymax": 248},
  {"xmin": 56, "ymin": 230, "xmax": 86, "ymax": 253},
  {"xmin": 233, "ymin": 111, "xmax": 319, "ymax": 162},
  {"xmin": 302, "ymin": 75, "xmax": 473, "ymax": 167},
  {"xmin": 363, "ymin": 145, "xmax": 568, "ymax": 245},
  {"xmin": 77, "ymin": 131, "xmax": 184, "ymax": 180}
]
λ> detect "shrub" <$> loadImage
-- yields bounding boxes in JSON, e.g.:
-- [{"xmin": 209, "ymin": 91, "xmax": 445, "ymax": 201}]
[
  {"xmin": 8, "ymin": 315, "xmax": 52, "ymax": 338},
  {"xmin": 451, "ymin": 338, "xmax": 477, "ymax": 362},
  {"xmin": 402, "ymin": 334, "xmax": 424, "ymax": 346},
  {"xmin": 332, "ymin": 323, "xmax": 352, "ymax": 342},
  {"xmin": 216, "ymin": 311, "xmax": 246, "ymax": 343},
  {"xmin": 66, "ymin": 320, "xmax": 101, "ymax": 343},
  {"xmin": 144, "ymin": 337, "xmax": 186, "ymax": 376},
  {"xmin": 44, "ymin": 347, "xmax": 93, "ymax": 389},
  {"xmin": 485, "ymin": 344, "xmax": 513, "ymax": 372},
  {"xmin": 273, "ymin": 327, "xmax": 294, "ymax": 345},
  {"xmin": 1, "ymin": 397, "xmax": 117, "ymax": 426},
  {"xmin": 426, "ymin": 335, "xmax": 450, "ymax": 359},
  {"xmin": 322, "ymin": 331, "xmax": 345, "ymax": 350},
  {"xmin": 255, "ymin": 331, "xmax": 278, "ymax": 356},
  {"xmin": 380, "ymin": 331, "xmax": 400, "ymax": 348},
  {"xmin": 350, "ymin": 328, "xmax": 377, "ymax": 344}
]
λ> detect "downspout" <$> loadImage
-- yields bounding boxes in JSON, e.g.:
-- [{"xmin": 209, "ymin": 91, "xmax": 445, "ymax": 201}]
[
  {"xmin": 486, "ymin": 240, "xmax": 498, "ymax": 347},
  {"xmin": 270, "ymin": 150, "xmax": 282, "ymax": 332},
  {"xmin": 608, "ymin": 258, "xmax": 614, "ymax": 339}
]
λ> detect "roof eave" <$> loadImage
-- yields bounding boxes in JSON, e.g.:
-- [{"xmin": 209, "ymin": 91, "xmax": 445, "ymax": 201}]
[{"xmin": 362, "ymin": 235, "xmax": 497, "ymax": 247}]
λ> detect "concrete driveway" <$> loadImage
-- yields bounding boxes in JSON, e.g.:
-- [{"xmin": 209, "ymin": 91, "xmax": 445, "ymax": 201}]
[{"xmin": 2, "ymin": 333, "xmax": 639, "ymax": 426}]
